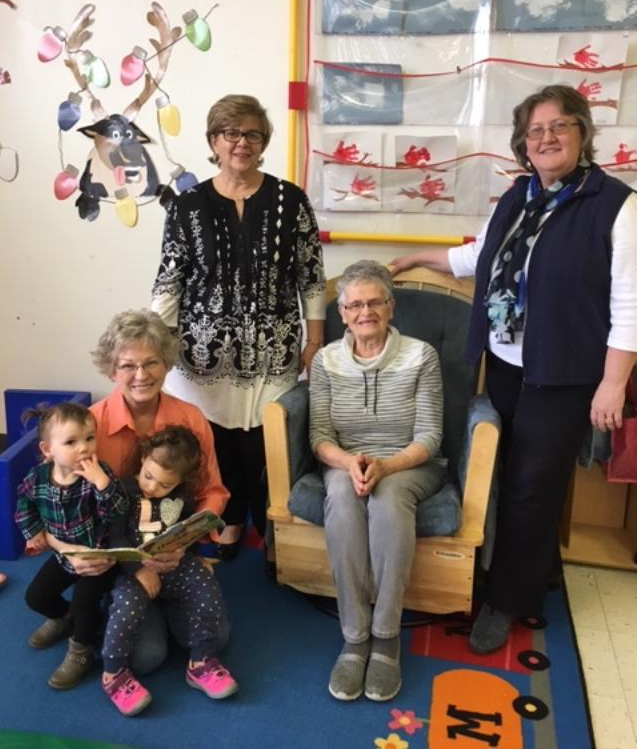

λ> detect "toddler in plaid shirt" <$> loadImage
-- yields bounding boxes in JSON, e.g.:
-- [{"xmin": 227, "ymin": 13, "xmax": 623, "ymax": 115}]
[{"xmin": 14, "ymin": 402, "xmax": 127, "ymax": 690}]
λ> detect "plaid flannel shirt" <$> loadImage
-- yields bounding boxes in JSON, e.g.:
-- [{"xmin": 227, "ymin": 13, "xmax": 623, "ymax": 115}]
[{"xmin": 14, "ymin": 460, "xmax": 128, "ymax": 573}]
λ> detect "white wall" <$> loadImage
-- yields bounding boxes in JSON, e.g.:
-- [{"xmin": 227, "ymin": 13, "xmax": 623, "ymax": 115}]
[{"xmin": 0, "ymin": 0, "xmax": 484, "ymax": 432}]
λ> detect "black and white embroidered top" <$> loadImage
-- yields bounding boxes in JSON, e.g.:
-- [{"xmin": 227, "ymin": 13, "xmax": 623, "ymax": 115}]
[{"xmin": 152, "ymin": 174, "xmax": 326, "ymax": 429}]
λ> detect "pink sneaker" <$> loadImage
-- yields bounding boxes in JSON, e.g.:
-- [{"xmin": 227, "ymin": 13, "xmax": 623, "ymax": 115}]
[
  {"xmin": 186, "ymin": 657, "xmax": 238, "ymax": 700},
  {"xmin": 103, "ymin": 668, "xmax": 152, "ymax": 716}
]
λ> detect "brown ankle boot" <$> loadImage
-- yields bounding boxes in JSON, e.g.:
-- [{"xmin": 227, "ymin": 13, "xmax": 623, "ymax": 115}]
[
  {"xmin": 48, "ymin": 638, "xmax": 94, "ymax": 690},
  {"xmin": 28, "ymin": 610, "xmax": 72, "ymax": 649}
]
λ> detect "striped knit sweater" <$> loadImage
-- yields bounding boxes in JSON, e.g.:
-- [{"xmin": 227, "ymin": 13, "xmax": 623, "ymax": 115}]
[{"xmin": 309, "ymin": 326, "xmax": 445, "ymax": 464}]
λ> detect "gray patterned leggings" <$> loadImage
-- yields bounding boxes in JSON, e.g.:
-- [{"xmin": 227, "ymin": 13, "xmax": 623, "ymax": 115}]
[{"xmin": 102, "ymin": 555, "xmax": 228, "ymax": 673}]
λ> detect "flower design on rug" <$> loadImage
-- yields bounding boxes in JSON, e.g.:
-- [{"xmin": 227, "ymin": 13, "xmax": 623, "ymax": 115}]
[
  {"xmin": 374, "ymin": 733, "xmax": 409, "ymax": 749},
  {"xmin": 387, "ymin": 709, "xmax": 424, "ymax": 736}
]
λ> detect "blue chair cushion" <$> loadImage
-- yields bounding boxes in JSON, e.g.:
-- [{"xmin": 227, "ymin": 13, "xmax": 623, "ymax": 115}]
[
  {"xmin": 286, "ymin": 392, "xmax": 500, "ymax": 540},
  {"xmin": 289, "ymin": 470, "xmax": 461, "ymax": 537}
]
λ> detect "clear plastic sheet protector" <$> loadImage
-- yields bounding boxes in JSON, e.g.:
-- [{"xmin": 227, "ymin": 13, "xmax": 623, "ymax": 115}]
[{"xmin": 307, "ymin": 0, "xmax": 637, "ymax": 240}]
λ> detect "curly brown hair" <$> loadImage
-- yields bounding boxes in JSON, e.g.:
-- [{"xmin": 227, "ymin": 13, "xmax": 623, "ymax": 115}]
[{"xmin": 139, "ymin": 425, "xmax": 201, "ymax": 492}]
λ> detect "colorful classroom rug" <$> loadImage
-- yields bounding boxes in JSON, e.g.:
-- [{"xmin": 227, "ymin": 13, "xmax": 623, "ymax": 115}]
[{"xmin": 0, "ymin": 544, "xmax": 594, "ymax": 749}]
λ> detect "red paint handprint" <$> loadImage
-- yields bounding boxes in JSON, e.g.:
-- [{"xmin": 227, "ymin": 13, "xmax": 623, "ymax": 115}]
[
  {"xmin": 573, "ymin": 45, "xmax": 599, "ymax": 68},
  {"xmin": 403, "ymin": 145, "xmax": 431, "ymax": 166},
  {"xmin": 577, "ymin": 79, "xmax": 602, "ymax": 100},
  {"xmin": 419, "ymin": 177, "xmax": 445, "ymax": 200},
  {"xmin": 351, "ymin": 175, "xmax": 377, "ymax": 197},
  {"xmin": 333, "ymin": 140, "xmax": 360, "ymax": 163},
  {"xmin": 614, "ymin": 143, "xmax": 636, "ymax": 164}
]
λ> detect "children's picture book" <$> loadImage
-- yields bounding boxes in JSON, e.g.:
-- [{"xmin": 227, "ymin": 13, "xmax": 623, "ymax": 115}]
[{"xmin": 63, "ymin": 510, "xmax": 225, "ymax": 562}]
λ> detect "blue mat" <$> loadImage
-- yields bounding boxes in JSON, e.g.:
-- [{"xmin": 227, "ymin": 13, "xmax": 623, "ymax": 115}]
[{"xmin": 0, "ymin": 549, "xmax": 594, "ymax": 748}]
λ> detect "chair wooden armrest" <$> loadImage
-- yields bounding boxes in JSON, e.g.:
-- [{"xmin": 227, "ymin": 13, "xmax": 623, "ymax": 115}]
[
  {"xmin": 456, "ymin": 421, "xmax": 499, "ymax": 544},
  {"xmin": 263, "ymin": 400, "xmax": 293, "ymax": 522}
]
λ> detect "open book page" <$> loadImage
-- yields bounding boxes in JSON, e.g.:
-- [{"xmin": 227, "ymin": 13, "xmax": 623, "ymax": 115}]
[
  {"xmin": 63, "ymin": 510, "xmax": 225, "ymax": 562},
  {"xmin": 140, "ymin": 509, "xmax": 225, "ymax": 554},
  {"xmin": 64, "ymin": 547, "xmax": 152, "ymax": 562}
]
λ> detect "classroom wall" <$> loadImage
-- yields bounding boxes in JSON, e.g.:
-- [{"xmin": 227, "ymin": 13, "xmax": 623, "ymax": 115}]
[{"xmin": 0, "ymin": 0, "xmax": 488, "ymax": 432}]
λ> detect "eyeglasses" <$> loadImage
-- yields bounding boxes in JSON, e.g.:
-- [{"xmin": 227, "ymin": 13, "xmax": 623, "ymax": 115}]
[
  {"xmin": 115, "ymin": 359, "xmax": 164, "ymax": 376},
  {"xmin": 525, "ymin": 120, "xmax": 579, "ymax": 141},
  {"xmin": 218, "ymin": 128, "xmax": 266, "ymax": 145},
  {"xmin": 340, "ymin": 298, "xmax": 391, "ymax": 312}
]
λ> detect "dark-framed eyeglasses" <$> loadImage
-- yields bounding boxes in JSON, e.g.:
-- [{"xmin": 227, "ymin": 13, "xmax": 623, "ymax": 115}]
[
  {"xmin": 218, "ymin": 128, "xmax": 266, "ymax": 145},
  {"xmin": 340, "ymin": 298, "xmax": 391, "ymax": 312},
  {"xmin": 525, "ymin": 120, "xmax": 579, "ymax": 141}
]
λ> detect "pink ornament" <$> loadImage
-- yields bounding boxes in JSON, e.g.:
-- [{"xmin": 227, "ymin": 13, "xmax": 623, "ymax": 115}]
[
  {"xmin": 38, "ymin": 26, "xmax": 67, "ymax": 63},
  {"xmin": 54, "ymin": 164, "xmax": 79, "ymax": 200},
  {"xmin": 120, "ymin": 46, "xmax": 147, "ymax": 86}
]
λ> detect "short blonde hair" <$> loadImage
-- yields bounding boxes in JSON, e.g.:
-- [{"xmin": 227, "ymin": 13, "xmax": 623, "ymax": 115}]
[
  {"xmin": 205, "ymin": 94, "xmax": 273, "ymax": 164},
  {"xmin": 91, "ymin": 309, "xmax": 180, "ymax": 377}
]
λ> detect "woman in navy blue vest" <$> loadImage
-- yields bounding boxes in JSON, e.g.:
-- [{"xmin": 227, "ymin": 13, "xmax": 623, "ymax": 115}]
[{"xmin": 390, "ymin": 85, "xmax": 637, "ymax": 654}]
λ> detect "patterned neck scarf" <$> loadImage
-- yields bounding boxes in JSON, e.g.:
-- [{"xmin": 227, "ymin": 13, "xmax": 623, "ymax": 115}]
[{"xmin": 485, "ymin": 165, "xmax": 588, "ymax": 344}]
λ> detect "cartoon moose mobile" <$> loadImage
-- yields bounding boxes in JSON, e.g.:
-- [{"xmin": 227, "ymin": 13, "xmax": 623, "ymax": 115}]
[{"xmin": 53, "ymin": 3, "xmax": 181, "ymax": 221}]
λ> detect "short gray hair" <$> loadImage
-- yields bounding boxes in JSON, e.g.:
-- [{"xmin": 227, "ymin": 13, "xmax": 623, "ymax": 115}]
[
  {"xmin": 336, "ymin": 260, "xmax": 394, "ymax": 305},
  {"xmin": 91, "ymin": 309, "xmax": 180, "ymax": 377}
]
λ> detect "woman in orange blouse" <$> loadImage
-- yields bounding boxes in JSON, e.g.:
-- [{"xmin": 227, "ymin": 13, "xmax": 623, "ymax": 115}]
[{"xmin": 89, "ymin": 309, "xmax": 230, "ymax": 674}]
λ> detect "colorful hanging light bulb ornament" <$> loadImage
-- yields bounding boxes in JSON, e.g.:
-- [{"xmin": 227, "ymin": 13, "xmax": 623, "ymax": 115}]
[
  {"xmin": 38, "ymin": 26, "xmax": 67, "ymax": 63},
  {"xmin": 57, "ymin": 92, "xmax": 83, "ymax": 131},
  {"xmin": 78, "ymin": 49, "xmax": 111, "ymax": 88},
  {"xmin": 114, "ymin": 188, "xmax": 139, "ymax": 227},
  {"xmin": 172, "ymin": 165, "xmax": 198, "ymax": 193},
  {"xmin": 156, "ymin": 94, "xmax": 181, "ymax": 136},
  {"xmin": 53, "ymin": 164, "xmax": 79, "ymax": 200},
  {"xmin": 182, "ymin": 10, "xmax": 211, "ymax": 52},
  {"xmin": 120, "ymin": 45, "xmax": 147, "ymax": 86}
]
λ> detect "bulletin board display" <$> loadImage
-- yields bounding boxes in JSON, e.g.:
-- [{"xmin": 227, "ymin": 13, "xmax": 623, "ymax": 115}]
[{"xmin": 303, "ymin": 0, "xmax": 637, "ymax": 232}]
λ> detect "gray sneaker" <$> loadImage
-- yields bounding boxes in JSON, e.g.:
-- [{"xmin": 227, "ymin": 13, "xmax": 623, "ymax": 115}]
[
  {"xmin": 28, "ymin": 611, "xmax": 72, "ymax": 649},
  {"xmin": 364, "ymin": 647, "xmax": 402, "ymax": 702},
  {"xmin": 329, "ymin": 650, "xmax": 369, "ymax": 701}
]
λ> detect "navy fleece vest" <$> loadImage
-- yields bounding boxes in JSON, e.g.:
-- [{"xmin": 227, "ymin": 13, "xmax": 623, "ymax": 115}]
[{"xmin": 465, "ymin": 165, "xmax": 633, "ymax": 386}]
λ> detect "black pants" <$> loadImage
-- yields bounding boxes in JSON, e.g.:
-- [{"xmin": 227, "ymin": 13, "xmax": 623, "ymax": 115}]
[
  {"xmin": 25, "ymin": 554, "xmax": 116, "ymax": 646},
  {"xmin": 484, "ymin": 352, "xmax": 596, "ymax": 616},
  {"xmin": 210, "ymin": 422, "xmax": 268, "ymax": 536}
]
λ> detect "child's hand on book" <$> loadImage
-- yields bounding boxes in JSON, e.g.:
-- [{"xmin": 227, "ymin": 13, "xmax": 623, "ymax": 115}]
[
  {"xmin": 141, "ymin": 548, "xmax": 184, "ymax": 574},
  {"xmin": 135, "ymin": 567, "xmax": 162, "ymax": 598},
  {"xmin": 67, "ymin": 545, "xmax": 116, "ymax": 576},
  {"xmin": 74, "ymin": 454, "xmax": 110, "ymax": 491}
]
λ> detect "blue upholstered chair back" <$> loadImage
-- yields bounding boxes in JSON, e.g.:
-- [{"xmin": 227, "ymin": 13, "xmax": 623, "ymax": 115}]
[
  {"xmin": 282, "ymin": 285, "xmax": 488, "ymax": 538},
  {"xmin": 324, "ymin": 286, "xmax": 477, "ymax": 485}
]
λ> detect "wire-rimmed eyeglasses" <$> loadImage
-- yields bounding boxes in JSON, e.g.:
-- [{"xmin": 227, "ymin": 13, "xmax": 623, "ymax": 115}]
[
  {"xmin": 525, "ymin": 120, "xmax": 579, "ymax": 141},
  {"xmin": 115, "ymin": 359, "xmax": 164, "ymax": 376},
  {"xmin": 340, "ymin": 298, "xmax": 391, "ymax": 312}
]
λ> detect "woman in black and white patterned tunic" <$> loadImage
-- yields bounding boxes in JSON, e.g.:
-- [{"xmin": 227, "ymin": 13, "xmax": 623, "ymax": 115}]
[{"xmin": 152, "ymin": 95, "xmax": 325, "ymax": 558}]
